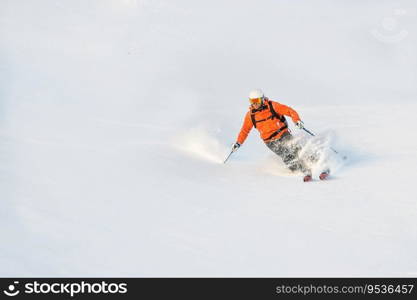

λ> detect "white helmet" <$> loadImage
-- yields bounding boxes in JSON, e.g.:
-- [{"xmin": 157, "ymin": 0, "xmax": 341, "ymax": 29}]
[{"xmin": 249, "ymin": 89, "xmax": 264, "ymax": 100}]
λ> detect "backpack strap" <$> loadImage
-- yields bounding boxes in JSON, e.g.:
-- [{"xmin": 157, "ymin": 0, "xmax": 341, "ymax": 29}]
[
  {"xmin": 267, "ymin": 100, "xmax": 287, "ymax": 124},
  {"xmin": 250, "ymin": 100, "xmax": 287, "ymax": 128},
  {"xmin": 250, "ymin": 111, "xmax": 258, "ymax": 128}
]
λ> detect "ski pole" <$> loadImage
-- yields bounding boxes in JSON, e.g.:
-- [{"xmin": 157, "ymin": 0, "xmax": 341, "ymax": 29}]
[
  {"xmin": 302, "ymin": 127, "xmax": 345, "ymax": 158},
  {"xmin": 223, "ymin": 150, "xmax": 234, "ymax": 164},
  {"xmin": 223, "ymin": 144, "xmax": 239, "ymax": 164}
]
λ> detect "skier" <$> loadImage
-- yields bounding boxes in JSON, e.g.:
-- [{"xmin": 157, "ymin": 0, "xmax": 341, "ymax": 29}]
[{"xmin": 231, "ymin": 89, "xmax": 329, "ymax": 181}]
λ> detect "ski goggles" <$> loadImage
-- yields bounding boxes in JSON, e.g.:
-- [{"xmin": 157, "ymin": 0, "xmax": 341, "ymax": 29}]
[{"xmin": 249, "ymin": 97, "xmax": 263, "ymax": 105}]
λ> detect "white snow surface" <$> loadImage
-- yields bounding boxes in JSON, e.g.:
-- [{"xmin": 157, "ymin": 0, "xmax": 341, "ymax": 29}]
[{"xmin": 1, "ymin": 0, "xmax": 416, "ymax": 276}]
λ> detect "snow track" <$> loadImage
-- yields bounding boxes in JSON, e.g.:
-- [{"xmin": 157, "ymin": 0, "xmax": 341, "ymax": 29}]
[{"xmin": 1, "ymin": 0, "xmax": 416, "ymax": 276}]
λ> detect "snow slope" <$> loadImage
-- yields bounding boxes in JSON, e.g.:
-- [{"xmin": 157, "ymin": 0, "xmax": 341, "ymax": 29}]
[{"xmin": 1, "ymin": 0, "xmax": 416, "ymax": 276}]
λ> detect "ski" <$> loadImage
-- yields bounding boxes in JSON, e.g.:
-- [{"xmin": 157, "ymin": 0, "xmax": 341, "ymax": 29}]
[
  {"xmin": 319, "ymin": 169, "xmax": 330, "ymax": 180},
  {"xmin": 303, "ymin": 175, "xmax": 313, "ymax": 182}
]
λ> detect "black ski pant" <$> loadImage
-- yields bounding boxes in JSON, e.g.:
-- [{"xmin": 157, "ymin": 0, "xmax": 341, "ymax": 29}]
[{"xmin": 265, "ymin": 132, "xmax": 311, "ymax": 175}]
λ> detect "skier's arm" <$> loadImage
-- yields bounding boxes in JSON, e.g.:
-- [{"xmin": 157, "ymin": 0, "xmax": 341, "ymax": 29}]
[
  {"xmin": 272, "ymin": 101, "xmax": 301, "ymax": 123},
  {"xmin": 236, "ymin": 112, "xmax": 253, "ymax": 145}
]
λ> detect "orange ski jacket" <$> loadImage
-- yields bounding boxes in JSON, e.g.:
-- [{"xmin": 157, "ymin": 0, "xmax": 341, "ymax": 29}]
[{"xmin": 236, "ymin": 99, "xmax": 301, "ymax": 144}]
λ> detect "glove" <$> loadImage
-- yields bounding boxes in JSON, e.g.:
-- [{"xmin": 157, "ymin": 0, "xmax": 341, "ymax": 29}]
[
  {"xmin": 232, "ymin": 142, "xmax": 241, "ymax": 152},
  {"xmin": 295, "ymin": 120, "xmax": 304, "ymax": 129}
]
